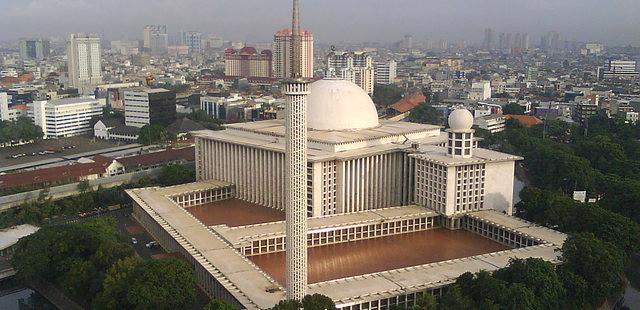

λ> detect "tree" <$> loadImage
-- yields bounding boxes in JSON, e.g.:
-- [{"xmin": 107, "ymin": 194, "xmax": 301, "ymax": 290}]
[
  {"xmin": 203, "ymin": 299, "xmax": 237, "ymax": 310},
  {"xmin": 271, "ymin": 294, "xmax": 335, "ymax": 310},
  {"xmin": 409, "ymin": 293, "xmax": 437, "ymax": 310},
  {"xmin": 502, "ymin": 102, "xmax": 525, "ymax": 115},
  {"xmin": 560, "ymin": 233, "xmax": 625, "ymax": 306},
  {"xmin": 302, "ymin": 294, "xmax": 336, "ymax": 310},
  {"xmin": 493, "ymin": 258, "xmax": 565, "ymax": 309},
  {"xmin": 77, "ymin": 180, "xmax": 91, "ymax": 193},
  {"xmin": 158, "ymin": 164, "xmax": 195, "ymax": 186},
  {"xmin": 373, "ymin": 84, "xmax": 404, "ymax": 106},
  {"xmin": 126, "ymin": 259, "xmax": 197, "ymax": 309},
  {"xmin": 94, "ymin": 256, "xmax": 142, "ymax": 310},
  {"xmin": 437, "ymin": 286, "xmax": 473, "ymax": 310},
  {"xmin": 271, "ymin": 299, "xmax": 303, "ymax": 310},
  {"xmin": 138, "ymin": 124, "xmax": 169, "ymax": 145},
  {"xmin": 408, "ymin": 103, "xmax": 443, "ymax": 125}
]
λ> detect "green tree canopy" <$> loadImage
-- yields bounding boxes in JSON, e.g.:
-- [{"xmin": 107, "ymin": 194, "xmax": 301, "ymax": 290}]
[
  {"xmin": 502, "ymin": 102, "xmax": 526, "ymax": 115},
  {"xmin": 408, "ymin": 103, "xmax": 443, "ymax": 125},
  {"xmin": 158, "ymin": 164, "xmax": 195, "ymax": 186},
  {"xmin": 138, "ymin": 124, "xmax": 170, "ymax": 145},
  {"xmin": 373, "ymin": 84, "xmax": 404, "ymax": 106},
  {"xmin": 560, "ymin": 233, "xmax": 625, "ymax": 306},
  {"xmin": 126, "ymin": 259, "xmax": 197, "ymax": 309}
]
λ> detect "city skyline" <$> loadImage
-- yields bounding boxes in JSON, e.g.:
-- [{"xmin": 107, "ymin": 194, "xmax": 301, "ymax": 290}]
[{"xmin": 1, "ymin": 0, "xmax": 640, "ymax": 46}]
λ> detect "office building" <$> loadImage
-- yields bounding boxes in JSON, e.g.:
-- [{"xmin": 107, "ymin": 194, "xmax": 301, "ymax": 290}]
[
  {"xmin": 124, "ymin": 88, "xmax": 177, "ymax": 128},
  {"xmin": 484, "ymin": 28, "xmax": 495, "ymax": 50},
  {"xmin": 180, "ymin": 31, "xmax": 202, "ymax": 54},
  {"xmin": 67, "ymin": 33, "xmax": 103, "ymax": 91},
  {"xmin": 143, "ymin": 25, "xmax": 168, "ymax": 55},
  {"xmin": 599, "ymin": 60, "xmax": 639, "ymax": 79},
  {"xmin": 0, "ymin": 93, "xmax": 9, "ymax": 121},
  {"xmin": 401, "ymin": 34, "xmax": 414, "ymax": 49},
  {"xmin": 143, "ymin": 25, "xmax": 166, "ymax": 48},
  {"xmin": 375, "ymin": 60, "xmax": 397, "ymax": 85},
  {"xmin": 326, "ymin": 51, "xmax": 375, "ymax": 95},
  {"xmin": 469, "ymin": 81, "xmax": 492, "ymax": 100},
  {"xmin": 273, "ymin": 28, "xmax": 313, "ymax": 79},
  {"xmin": 19, "ymin": 39, "xmax": 50, "ymax": 60},
  {"xmin": 224, "ymin": 47, "xmax": 273, "ymax": 78},
  {"xmin": 29, "ymin": 97, "xmax": 105, "ymax": 138}
]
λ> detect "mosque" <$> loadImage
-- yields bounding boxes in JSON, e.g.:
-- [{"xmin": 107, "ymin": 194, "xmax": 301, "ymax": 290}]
[{"xmin": 127, "ymin": 78, "xmax": 566, "ymax": 309}]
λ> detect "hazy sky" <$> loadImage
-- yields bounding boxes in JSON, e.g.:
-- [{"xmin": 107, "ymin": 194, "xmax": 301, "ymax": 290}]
[{"xmin": 1, "ymin": 0, "xmax": 639, "ymax": 45}]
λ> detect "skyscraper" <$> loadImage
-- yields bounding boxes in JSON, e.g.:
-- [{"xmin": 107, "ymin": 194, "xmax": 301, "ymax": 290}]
[
  {"xmin": 143, "ymin": 25, "xmax": 168, "ymax": 55},
  {"xmin": 180, "ymin": 31, "xmax": 202, "ymax": 54},
  {"xmin": 273, "ymin": 28, "xmax": 313, "ymax": 79},
  {"xmin": 484, "ymin": 28, "xmax": 495, "ymax": 50},
  {"xmin": 20, "ymin": 39, "xmax": 50, "ymax": 60},
  {"xmin": 67, "ymin": 33, "xmax": 102, "ymax": 91},
  {"xmin": 283, "ymin": 0, "xmax": 309, "ymax": 301}
]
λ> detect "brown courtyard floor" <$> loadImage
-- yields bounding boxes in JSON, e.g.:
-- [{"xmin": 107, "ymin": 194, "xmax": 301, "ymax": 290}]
[
  {"xmin": 249, "ymin": 229, "xmax": 510, "ymax": 285},
  {"xmin": 186, "ymin": 198, "xmax": 285, "ymax": 227}
]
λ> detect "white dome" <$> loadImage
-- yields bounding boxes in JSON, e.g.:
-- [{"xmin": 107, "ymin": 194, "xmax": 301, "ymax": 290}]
[
  {"xmin": 307, "ymin": 79, "xmax": 379, "ymax": 131},
  {"xmin": 448, "ymin": 108, "xmax": 474, "ymax": 131}
]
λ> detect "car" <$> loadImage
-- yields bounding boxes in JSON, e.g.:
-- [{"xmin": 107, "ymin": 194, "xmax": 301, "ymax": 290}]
[
  {"xmin": 145, "ymin": 241, "xmax": 158, "ymax": 248},
  {"xmin": 131, "ymin": 237, "xmax": 138, "ymax": 245}
]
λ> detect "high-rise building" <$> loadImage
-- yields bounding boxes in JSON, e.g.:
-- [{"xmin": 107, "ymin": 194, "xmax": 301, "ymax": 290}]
[
  {"xmin": 326, "ymin": 51, "xmax": 375, "ymax": 95},
  {"xmin": 273, "ymin": 28, "xmax": 313, "ymax": 79},
  {"xmin": 484, "ymin": 28, "xmax": 495, "ymax": 50},
  {"xmin": 401, "ymin": 34, "xmax": 414, "ymax": 50},
  {"xmin": 375, "ymin": 60, "xmax": 397, "ymax": 85},
  {"xmin": 20, "ymin": 39, "xmax": 50, "ymax": 60},
  {"xmin": 143, "ymin": 25, "xmax": 166, "ymax": 48},
  {"xmin": 124, "ymin": 88, "xmax": 177, "ymax": 128},
  {"xmin": 66, "ymin": 33, "xmax": 102, "ymax": 91},
  {"xmin": 180, "ymin": 31, "xmax": 202, "ymax": 54},
  {"xmin": 224, "ymin": 47, "xmax": 272, "ymax": 78},
  {"xmin": 28, "ymin": 97, "xmax": 105, "ymax": 138},
  {"xmin": 143, "ymin": 25, "xmax": 168, "ymax": 55}
]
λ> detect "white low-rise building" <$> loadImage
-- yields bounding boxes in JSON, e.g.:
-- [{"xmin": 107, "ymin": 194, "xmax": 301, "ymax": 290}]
[
  {"xmin": 475, "ymin": 114, "xmax": 507, "ymax": 134},
  {"xmin": 29, "ymin": 97, "xmax": 106, "ymax": 138}
]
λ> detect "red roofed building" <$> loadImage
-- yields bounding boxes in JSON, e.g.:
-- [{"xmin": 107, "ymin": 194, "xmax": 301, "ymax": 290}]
[
  {"xmin": 224, "ymin": 47, "xmax": 272, "ymax": 78},
  {"xmin": 389, "ymin": 93, "xmax": 427, "ymax": 114},
  {"xmin": 505, "ymin": 115, "xmax": 543, "ymax": 127},
  {"xmin": 0, "ymin": 156, "xmax": 120, "ymax": 190},
  {"xmin": 0, "ymin": 147, "xmax": 195, "ymax": 190},
  {"xmin": 115, "ymin": 147, "xmax": 195, "ymax": 172}
]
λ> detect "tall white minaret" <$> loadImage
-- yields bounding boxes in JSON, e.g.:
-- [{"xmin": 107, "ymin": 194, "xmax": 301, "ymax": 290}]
[{"xmin": 284, "ymin": 0, "xmax": 309, "ymax": 301}]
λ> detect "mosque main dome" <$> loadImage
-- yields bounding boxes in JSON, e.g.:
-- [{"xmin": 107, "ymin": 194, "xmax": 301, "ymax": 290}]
[{"xmin": 307, "ymin": 79, "xmax": 379, "ymax": 131}]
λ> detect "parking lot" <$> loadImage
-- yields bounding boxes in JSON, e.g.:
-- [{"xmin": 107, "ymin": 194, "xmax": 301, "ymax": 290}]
[{"xmin": 0, "ymin": 135, "xmax": 125, "ymax": 167}]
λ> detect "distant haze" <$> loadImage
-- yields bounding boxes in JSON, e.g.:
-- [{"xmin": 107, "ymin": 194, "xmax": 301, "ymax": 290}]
[{"xmin": 1, "ymin": 0, "xmax": 639, "ymax": 45}]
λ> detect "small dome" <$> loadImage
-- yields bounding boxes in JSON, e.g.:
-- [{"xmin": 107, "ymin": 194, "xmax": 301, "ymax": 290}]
[
  {"xmin": 307, "ymin": 79, "xmax": 379, "ymax": 131},
  {"xmin": 448, "ymin": 108, "xmax": 474, "ymax": 131}
]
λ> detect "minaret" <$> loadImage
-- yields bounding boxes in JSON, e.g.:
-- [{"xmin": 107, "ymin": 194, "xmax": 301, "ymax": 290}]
[{"xmin": 284, "ymin": 0, "xmax": 309, "ymax": 301}]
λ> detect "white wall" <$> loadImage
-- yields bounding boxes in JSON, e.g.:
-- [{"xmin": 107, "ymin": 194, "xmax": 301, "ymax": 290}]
[{"xmin": 483, "ymin": 161, "xmax": 516, "ymax": 215}]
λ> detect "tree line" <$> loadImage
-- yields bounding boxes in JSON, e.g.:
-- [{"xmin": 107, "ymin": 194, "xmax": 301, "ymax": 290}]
[
  {"xmin": 0, "ymin": 117, "xmax": 43, "ymax": 144},
  {"xmin": 0, "ymin": 164, "xmax": 195, "ymax": 230}
]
